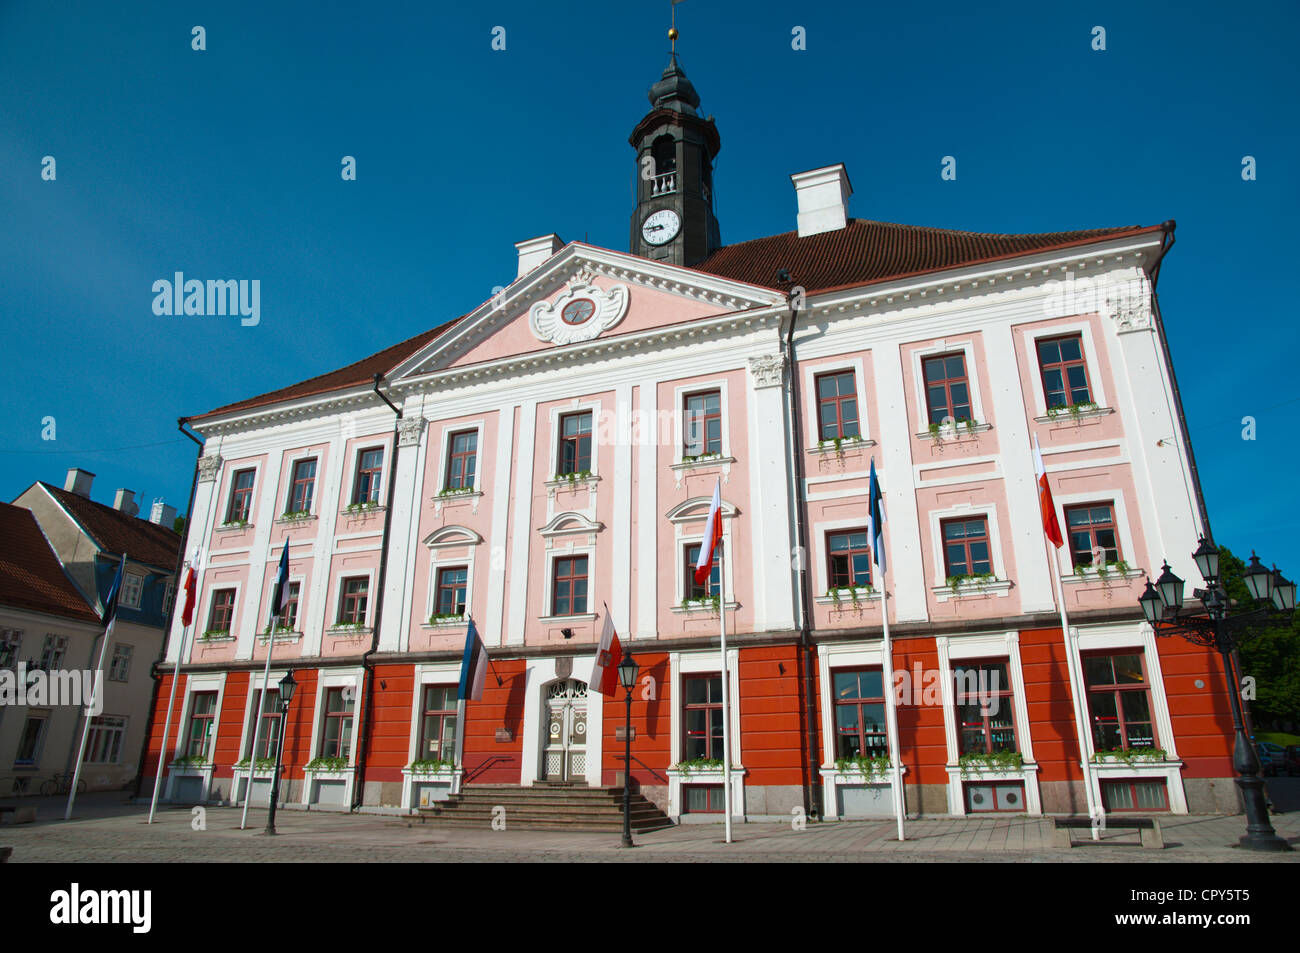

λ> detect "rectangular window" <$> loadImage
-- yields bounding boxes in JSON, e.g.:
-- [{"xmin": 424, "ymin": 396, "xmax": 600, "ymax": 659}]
[
  {"xmin": 683, "ymin": 785, "xmax": 726, "ymax": 813},
  {"xmin": 684, "ymin": 543, "xmax": 720, "ymax": 600},
  {"xmin": 108, "ymin": 644, "xmax": 133, "ymax": 682},
  {"xmin": 15, "ymin": 714, "xmax": 48, "ymax": 766},
  {"xmin": 186, "ymin": 692, "xmax": 218, "ymax": 760},
  {"xmin": 827, "ymin": 530, "xmax": 872, "ymax": 589},
  {"xmin": 551, "ymin": 556, "xmax": 589, "ymax": 616},
  {"xmin": 964, "ymin": 781, "xmax": 1026, "ymax": 813},
  {"xmin": 1084, "ymin": 653, "xmax": 1156, "ymax": 752},
  {"xmin": 338, "ymin": 577, "xmax": 369, "ymax": 625},
  {"xmin": 445, "ymin": 431, "xmax": 478, "ymax": 490},
  {"xmin": 353, "ymin": 448, "xmax": 384, "ymax": 504},
  {"xmin": 320, "ymin": 687, "xmax": 354, "ymax": 760},
  {"xmin": 38, "ymin": 634, "xmax": 68, "ymax": 672},
  {"xmin": 163, "ymin": 580, "xmax": 176, "ymax": 616},
  {"xmin": 226, "ymin": 469, "xmax": 256, "ymax": 523},
  {"xmin": 1065, "ymin": 503, "xmax": 1121, "ymax": 568},
  {"xmin": 1037, "ymin": 335, "xmax": 1092, "ymax": 409},
  {"xmin": 683, "ymin": 390, "xmax": 722, "ymax": 456},
  {"xmin": 953, "ymin": 661, "xmax": 1016, "ymax": 755},
  {"xmin": 1101, "ymin": 779, "xmax": 1169, "ymax": 812},
  {"xmin": 121, "ymin": 573, "xmax": 143, "ymax": 609},
  {"xmin": 816, "ymin": 371, "xmax": 860, "ymax": 441},
  {"xmin": 418, "ymin": 685, "xmax": 458, "ymax": 762},
  {"xmin": 942, "ymin": 517, "xmax": 992, "ymax": 578},
  {"xmin": 287, "ymin": 458, "xmax": 317, "ymax": 514},
  {"xmin": 0, "ymin": 629, "xmax": 22, "ymax": 670},
  {"xmin": 86, "ymin": 715, "xmax": 127, "ymax": 763},
  {"xmin": 281, "ymin": 581, "xmax": 301, "ymax": 630},
  {"xmin": 683, "ymin": 675, "xmax": 724, "ymax": 761},
  {"xmin": 207, "ymin": 589, "xmax": 236, "ymax": 634},
  {"xmin": 557, "ymin": 412, "xmax": 593, "ymax": 475},
  {"xmin": 435, "ymin": 567, "xmax": 468, "ymax": 617},
  {"xmin": 832, "ymin": 669, "xmax": 888, "ymax": 760},
  {"xmin": 246, "ymin": 688, "xmax": 282, "ymax": 761},
  {"xmin": 922, "ymin": 353, "xmax": 972, "ymax": 425}
]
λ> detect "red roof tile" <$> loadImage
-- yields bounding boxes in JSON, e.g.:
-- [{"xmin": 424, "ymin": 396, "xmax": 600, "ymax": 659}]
[
  {"xmin": 0, "ymin": 503, "xmax": 101, "ymax": 624},
  {"xmin": 690, "ymin": 219, "xmax": 1161, "ymax": 294},
  {"xmin": 40, "ymin": 484, "xmax": 181, "ymax": 571}
]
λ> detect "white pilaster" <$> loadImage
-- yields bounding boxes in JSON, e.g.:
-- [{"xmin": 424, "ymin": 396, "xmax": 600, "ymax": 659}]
[
  {"xmin": 507, "ymin": 401, "xmax": 537, "ymax": 646},
  {"xmin": 612, "ymin": 383, "xmax": 633, "ymax": 632},
  {"xmin": 748, "ymin": 353, "xmax": 796, "ymax": 631},
  {"xmin": 873, "ymin": 343, "xmax": 927, "ymax": 622},
  {"xmin": 635, "ymin": 380, "xmax": 658, "ymax": 639},
  {"xmin": 485, "ymin": 406, "xmax": 516, "ymax": 647}
]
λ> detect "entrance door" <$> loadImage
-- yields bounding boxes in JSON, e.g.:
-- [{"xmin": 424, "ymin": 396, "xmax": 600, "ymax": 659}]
[{"xmin": 543, "ymin": 679, "xmax": 588, "ymax": 781}]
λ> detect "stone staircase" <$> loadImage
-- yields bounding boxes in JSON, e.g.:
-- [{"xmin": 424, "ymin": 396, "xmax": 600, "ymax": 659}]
[{"xmin": 415, "ymin": 782, "xmax": 674, "ymax": 832}]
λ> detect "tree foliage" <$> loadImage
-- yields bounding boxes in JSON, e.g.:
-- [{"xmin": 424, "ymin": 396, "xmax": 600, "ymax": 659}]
[{"xmin": 1219, "ymin": 547, "xmax": 1300, "ymax": 725}]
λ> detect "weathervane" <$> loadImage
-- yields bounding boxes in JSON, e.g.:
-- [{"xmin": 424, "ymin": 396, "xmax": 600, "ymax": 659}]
[{"xmin": 670, "ymin": 0, "xmax": 685, "ymax": 54}]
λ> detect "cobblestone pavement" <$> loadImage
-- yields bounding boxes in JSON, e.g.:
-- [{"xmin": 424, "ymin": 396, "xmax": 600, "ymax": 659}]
[{"xmin": 2, "ymin": 793, "xmax": 1298, "ymax": 862}]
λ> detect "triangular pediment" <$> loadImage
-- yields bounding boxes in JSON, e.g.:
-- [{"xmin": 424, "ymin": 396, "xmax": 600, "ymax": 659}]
[{"xmin": 391, "ymin": 244, "xmax": 782, "ymax": 384}]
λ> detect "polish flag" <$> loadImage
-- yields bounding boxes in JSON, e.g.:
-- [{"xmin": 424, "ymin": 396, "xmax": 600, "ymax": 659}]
[
  {"xmin": 694, "ymin": 479, "xmax": 723, "ymax": 585},
  {"xmin": 1033, "ymin": 436, "xmax": 1064, "ymax": 548},
  {"xmin": 180, "ymin": 559, "xmax": 199, "ymax": 627},
  {"xmin": 590, "ymin": 610, "xmax": 624, "ymax": 695}
]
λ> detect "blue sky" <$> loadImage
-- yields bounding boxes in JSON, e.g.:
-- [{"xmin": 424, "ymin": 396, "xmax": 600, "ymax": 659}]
[{"xmin": 2, "ymin": 0, "xmax": 1296, "ymax": 573}]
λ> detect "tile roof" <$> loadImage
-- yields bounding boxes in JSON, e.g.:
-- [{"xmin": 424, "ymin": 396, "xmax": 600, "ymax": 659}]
[
  {"xmin": 40, "ymin": 483, "xmax": 181, "ymax": 571},
  {"xmin": 188, "ymin": 319, "xmax": 463, "ymax": 423},
  {"xmin": 689, "ymin": 219, "xmax": 1162, "ymax": 294},
  {"xmin": 0, "ymin": 503, "xmax": 101, "ymax": 624}
]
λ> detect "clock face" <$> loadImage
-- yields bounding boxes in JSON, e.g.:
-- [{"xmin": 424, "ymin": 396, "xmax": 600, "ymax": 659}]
[
  {"xmin": 561, "ymin": 298, "xmax": 596, "ymax": 325},
  {"xmin": 641, "ymin": 209, "xmax": 681, "ymax": 246}
]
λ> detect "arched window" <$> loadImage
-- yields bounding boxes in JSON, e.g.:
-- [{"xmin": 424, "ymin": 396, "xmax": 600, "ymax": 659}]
[{"xmin": 652, "ymin": 135, "xmax": 676, "ymax": 175}]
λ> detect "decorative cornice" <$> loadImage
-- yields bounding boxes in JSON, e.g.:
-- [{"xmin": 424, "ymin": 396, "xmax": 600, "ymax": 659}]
[{"xmin": 197, "ymin": 455, "xmax": 223, "ymax": 483}]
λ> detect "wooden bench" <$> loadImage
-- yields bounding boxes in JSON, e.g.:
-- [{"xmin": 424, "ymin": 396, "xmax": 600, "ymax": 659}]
[{"xmin": 1052, "ymin": 815, "xmax": 1163, "ymax": 848}]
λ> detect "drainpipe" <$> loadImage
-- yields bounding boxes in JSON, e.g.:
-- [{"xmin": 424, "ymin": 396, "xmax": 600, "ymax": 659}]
[
  {"xmin": 351, "ymin": 374, "xmax": 403, "ymax": 810},
  {"xmin": 130, "ymin": 419, "xmax": 204, "ymax": 798},
  {"xmin": 779, "ymin": 279, "xmax": 824, "ymax": 820}
]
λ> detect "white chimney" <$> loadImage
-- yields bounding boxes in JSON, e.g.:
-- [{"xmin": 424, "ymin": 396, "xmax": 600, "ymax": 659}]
[
  {"xmin": 114, "ymin": 488, "xmax": 139, "ymax": 517},
  {"xmin": 150, "ymin": 499, "xmax": 177, "ymax": 527},
  {"xmin": 515, "ymin": 234, "xmax": 564, "ymax": 279},
  {"xmin": 791, "ymin": 164, "xmax": 853, "ymax": 237},
  {"xmin": 64, "ymin": 467, "xmax": 95, "ymax": 497}
]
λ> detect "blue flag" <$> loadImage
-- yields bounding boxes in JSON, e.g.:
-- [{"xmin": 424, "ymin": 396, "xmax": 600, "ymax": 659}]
[
  {"xmin": 270, "ymin": 539, "xmax": 290, "ymax": 619},
  {"xmin": 102, "ymin": 554, "xmax": 126, "ymax": 627},
  {"xmin": 458, "ymin": 619, "xmax": 488, "ymax": 701},
  {"xmin": 868, "ymin": 458, "xmax": 886, "ymax": 576}
]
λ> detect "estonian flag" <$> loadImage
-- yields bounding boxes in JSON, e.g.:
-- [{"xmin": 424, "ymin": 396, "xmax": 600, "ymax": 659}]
[
  {"xmin": 868, "ymin": 458, "xmax": 886, "ymax": 576},
  {"xmin": 458, "ymin": 619, "xmax": 489, "ymax": 701},
  {"xmin": 270, "ymin": 539, "xmax": 291, "ymax": 620},
  {"xmin": 102, "ymin": 554, "xmax": 126, "ymax": 629}
]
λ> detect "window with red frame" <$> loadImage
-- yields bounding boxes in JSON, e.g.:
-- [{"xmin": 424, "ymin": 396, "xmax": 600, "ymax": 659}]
[
  {"xmin": 337, "ymin": 577, "xmax": 369, "ymax": 625},
  {"xmin": 445, "ymin": 431, "xmax": 477, "ymax": 490},
  {"xmin": 815, "ymin": 371, "xmax": 860, "ymax": 441},
  {"xmin": 922, "ymin": 353, "xmax": 972, "ymax": 425},
  {"xmin": 683, "ymin": 785, "xmax": 726, "ymax": 813},
  {"xmin": 827, "ymin": 530, "xmax": 872, "ymax": 590},
  {"xmin": 226, "ymin": 469, "xmax": 256, "ymax": 523},
  {"xmin": 684, "ymin": 543, "xmax": 720, "ymax": 600},
  {"xmin": 941, "ymin": 517, "xmax": 993, "ymax": 578},
  {"xmin": 1084, "ymin": 653, "xmax": 1156, "ymax": 752},
  {"xmin": 246, "ymin": 688, "xmax": 281, "ymax": 760},
  {"xmin": 418, "ymin": 685, "xmax": 458, "ymax": 762},
  {"xmin": 1036, "ymin": 335, "xmax": 1092, "ymax": 409},
  {"xmin": 287, "ymin": 458, "xmax": 316, "ymax": 514},
  {"xmin": 1065, "ymin": 503, "xmax": 1121, "ymax": 568},
  {"xmin": 551, "ymin": 556, "xmax": 588, "ymax": 616},
  {"xmin": 683, "ymin": 391, "xmax": 722, "ymax": 457},
  {"xmin": 207, "ymin": 589, "xmax": 236, "ymax": 634},
  {"xmin": 353, "ymin": 448, "xmax": 384, "ymax": 504},
  {"xmin": 320, "ymin": 687, "xmax": 354, "ymax": 759},
  {"xmin": 279, "ymin": 581, "xmax": 300, "ymax": 630},
  {"xmin": 435, "ymin": 566, "xmax": 468, "ymax": 617},
  {"xmin": 1101, "ymin": 779, "xmax": 1168, "ymax": 812},
  {"xmin": 833, "ymin": 669, "xmax": 888, "ymax": 759},
  {"xmin": 953, "ymin": 661, "xmax": 1016, "ymax": 755},
  {"xmin": 557, "ymin": 412, "xmax": 593, "ymax": 475},
  {"xmin": 683, "ymin": 675, "xmax": 724, "ymax": 761}
]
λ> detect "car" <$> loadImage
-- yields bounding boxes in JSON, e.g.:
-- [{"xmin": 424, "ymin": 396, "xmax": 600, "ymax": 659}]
[
  {"xmin": 1255, "ymin": 744, "xmax": 1278, "ymax": 777},
  {"xmin": 1259, "ymin": 741, "xmax": 1286, "ymax": 758},
  {"xmin": 1282, "ymin": 746, "xmax": 1300, "ymax": 777}
]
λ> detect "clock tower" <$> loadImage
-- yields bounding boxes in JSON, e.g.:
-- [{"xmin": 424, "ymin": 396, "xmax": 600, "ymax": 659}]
[{"xmin": 628, "ymin": 51, "xmax": 721, "ymax": 267}]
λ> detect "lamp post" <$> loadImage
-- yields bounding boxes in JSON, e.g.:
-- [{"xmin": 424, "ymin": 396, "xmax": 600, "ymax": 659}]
[
  {"xmin": 1138, "ymin": 540, "xmax": 1295, "ymax": 852},
  {"xmin": 264, "ymin": 670, "xmax": 298, "ymax": 836},
  {"xmin": 618, "ymin": 651, "xmax": 640, "ymax": 848}
]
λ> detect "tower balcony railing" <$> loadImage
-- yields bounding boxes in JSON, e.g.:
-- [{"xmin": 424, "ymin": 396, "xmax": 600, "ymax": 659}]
[{"xmin": 651, "ymin": 170, "xmax": 677, "ymax": 196}]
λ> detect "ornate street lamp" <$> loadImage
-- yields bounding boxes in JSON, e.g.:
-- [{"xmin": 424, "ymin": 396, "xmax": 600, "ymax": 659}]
[
  {"xmin": 265, "ymin": 670, "xmax": 298, "ymax": 836},
  {"xmin": 618, "ymin": 652, "xmax": 640, "ymax": 848},
  {"xmin": 1139, "ymin": 546, "xmax": 1292, "ymax": 851}
]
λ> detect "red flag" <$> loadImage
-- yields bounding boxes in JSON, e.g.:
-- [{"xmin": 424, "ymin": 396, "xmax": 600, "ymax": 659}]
[
  {"xmin": 1033, "ymin": 436, "xmax": 1063, "ymax": 548},
  {"xmin": 180, "ymin": 565, "xmax": 198, "ymax": 626},
  {"xmin": 590, "ymin": 611, "xmax": 624, "ymax": 695},
  {"xmin": 694, "ymin": 480, "xmax": 723, "ymax": 585}
]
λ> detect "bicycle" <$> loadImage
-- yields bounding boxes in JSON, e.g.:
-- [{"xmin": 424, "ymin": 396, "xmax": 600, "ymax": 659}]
[{"xmin": 39, "ymin": 773, "xmax": 87, "ymax": 797}]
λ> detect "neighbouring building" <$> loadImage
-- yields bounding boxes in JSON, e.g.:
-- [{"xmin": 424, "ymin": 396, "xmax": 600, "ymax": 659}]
[
  {"xmin": 7, "ymin": 471, "xmax": 181, "ymax": 792},
  {"xmin": 141, "ymin": 54, "xmax": 1238, "ymax": 822}
]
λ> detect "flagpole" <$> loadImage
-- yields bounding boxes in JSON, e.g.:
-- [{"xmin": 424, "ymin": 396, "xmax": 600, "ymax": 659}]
[
  {"xmin": 1048, "ymin": 549, "xmax": 1102, "ymax": 837},
  {"xmin": 878, "ymin": 572, "xmax": 906, "ymax": 841},
  {"xmin": 719, "ymin": 542, "xmax": 733, "ymax": 845},
  {"xmin": 240, "ymin": 538, "xmax": 287, "ymax": 830},
  {"xmin": 147, "ymin": 617, "xmax": 192, "ymax": 823},
  {"xmin": 66, "ymin": 553, "xmax": 126, "ymax": 821}
]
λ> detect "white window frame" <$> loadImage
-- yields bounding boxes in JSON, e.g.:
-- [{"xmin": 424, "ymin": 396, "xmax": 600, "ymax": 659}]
[
  {"xmin": 333, "ymin": 570, "xmax": 376, "ymax": 629},
  {"xmin": 283, "ymin": 453, "xmax": 321, "ymax": 516},
  {"xmin": 549, "ymin": 399, "xmax": 602, "ymax": 480},
  {"xmin": 307, "ymin": 669, "xmax": 362, "ymax": 765},
  {"xmin": 667, "ymin": 649, "xmax": 744, "ymax": 820},
  {"xmin": 39, "ymin": 634, "xmax": 68, "ymax": 671},
  {"xmin": 108, "ymin": 643, "xmax": 133, "ymax": 682},
  {"xmin": 667, "ymin": 495, "xmax": 739, "ymax": 610},
  {"xmin": 346, "ymin": 442, "xmax": 389, "ymax": 507},
  {"xmin": 672, "ymin": 379, "xmax": 732, "ymax": 465},
  {"xmin": 120, "ymin": 572, "xmax": 144, "ymax": 609},
  {"xmin": 222, "ymin": 462, "xmax": 262, "ymax": 525},
  {"xmin": 14, "ymin": 709, "xmax": 51, "ymax": 766},
  {"xmin": 541, "ymin": 545, "xmax": 597, "ymax": 622},
  {"xmin": 910, "ymin": 338, "xmax": 987, "ymax": 429},
  {"xmin": 200, "ymin": 582, "xmax": 241, "ymax": 637},
  {"xmin": 928, "ymin": 503, "xmax": 1010, "ymax": 594},
  {"xmin": 0, "ymin": 628, "xmax": 23, "ymax": 669},
  {"xmin": 162, "ymin": 579, "xmax": 176, "ymax": 615},
  {"xmin": 175, "ymin": 673, "xmax": 226, "ymax": 765},
  {"xmin": 802, "ymin": 358, "xmax": 873, "ymax": 447},
  {"xmin": 1024, "ymin": 320, "xmax": 1109, "ymax": 417},
  {"xmin": 434, "ymin": 420, "xmax": 486, "ymax": 494},
  {"xmin": 85, "ymin": 714, "xmax": 128, "ymax": 764},
  {"xmin": 1050, "ymin": 491, "xmax": 1140, "ymax": 578},
  {"xmin": 238, "ymin": 669, "xmax": 290, "ymax": 770},
  {"xmin": 811, "ymin": 517, "xmax": 882, "ymax": 599}
]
